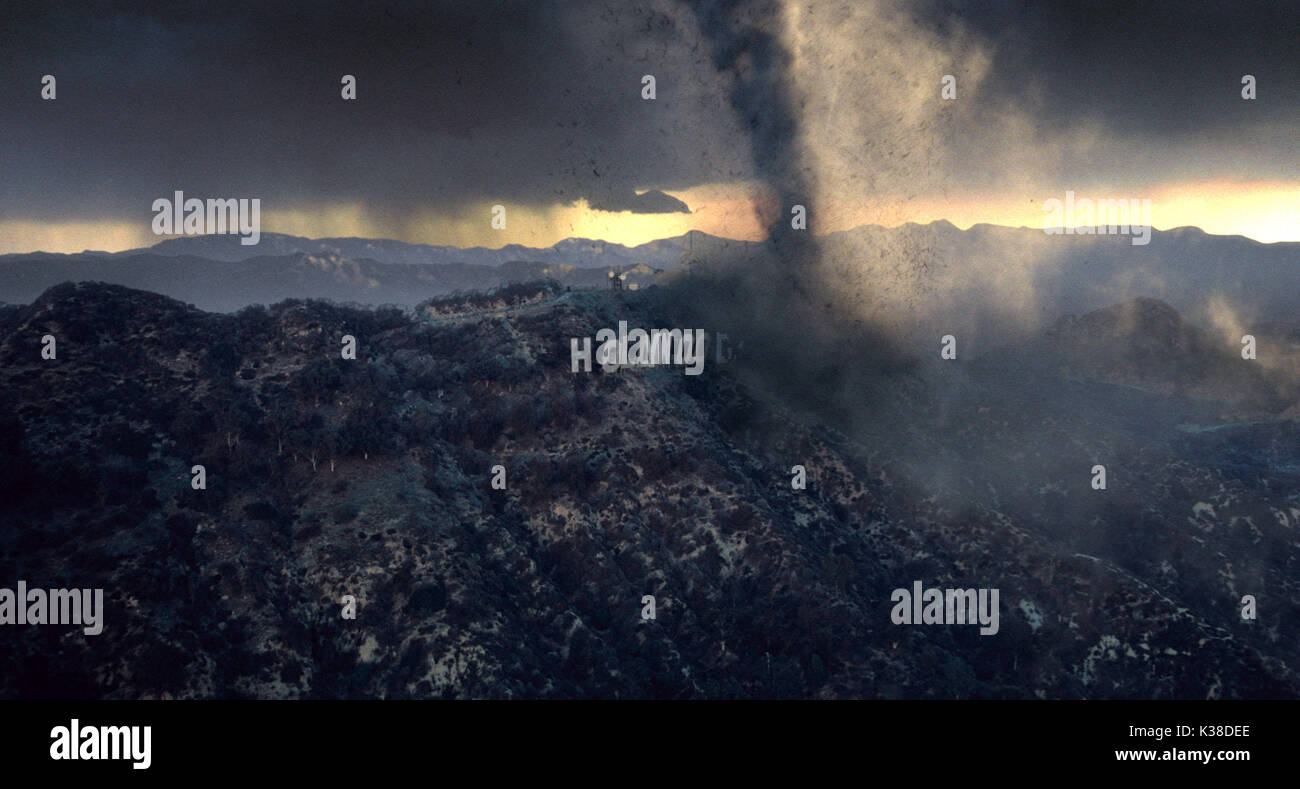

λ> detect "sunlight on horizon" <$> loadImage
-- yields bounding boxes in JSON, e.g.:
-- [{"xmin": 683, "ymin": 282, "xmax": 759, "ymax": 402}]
[{"xmin": 2, "ymin": 180, "xmax": 1294, "ymax": 255}]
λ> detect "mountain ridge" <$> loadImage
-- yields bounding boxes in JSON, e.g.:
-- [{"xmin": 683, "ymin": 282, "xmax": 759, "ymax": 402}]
[
  {"xmin": 1, "ymin": 280, "xmax": 1296, "ymax": 699},
  {"xmin": 9, "ymin": 221, "xmax": 1290, "ymax": 264}
]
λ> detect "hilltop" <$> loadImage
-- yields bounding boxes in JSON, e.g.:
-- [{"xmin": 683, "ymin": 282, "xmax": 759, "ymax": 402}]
[{"xmin": 0, "ymin": 281, "xmax": 1296, "ymax": 698}]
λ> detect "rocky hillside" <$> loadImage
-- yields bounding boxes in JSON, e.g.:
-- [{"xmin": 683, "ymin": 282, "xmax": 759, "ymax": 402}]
[
  {"xmin": 0, "ymin": 252, "xmax": 663, "ymax": 312},
  {"xmin": 0, "ymin": 282, "xmax": 1296, "ymax": 698},
  {"xmin": 1033, "ymin": 297, "xmax": 1297, "ymax": 415}
]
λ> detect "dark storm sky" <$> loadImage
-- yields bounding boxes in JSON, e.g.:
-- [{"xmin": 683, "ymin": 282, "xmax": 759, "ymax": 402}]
[{"xmin": 0, "ymin": 0, "xmax": 1293, "ymax": 233}]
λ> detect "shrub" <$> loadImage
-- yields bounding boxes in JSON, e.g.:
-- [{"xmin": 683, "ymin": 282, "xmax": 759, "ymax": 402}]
[
  {"xmin": 244, "ymin": 500, "xmax": 282, "ymax": 522},
  {"xmin": 331, "ymin": 501, "xmax": 361, "ymax": 524}
]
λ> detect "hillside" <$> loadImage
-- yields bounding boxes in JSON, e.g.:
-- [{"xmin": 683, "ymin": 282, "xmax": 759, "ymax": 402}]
[
  {"xmin": 0, "ymin": 252, "xmax": 664, "ymax": 312},
  {"xmin": 0, "ymin": 281, "xmax": 1296, "ymax": 699},
  {"xmin": 1027, "ymin": 297, "xmax": 1298, "ymax": 414}
]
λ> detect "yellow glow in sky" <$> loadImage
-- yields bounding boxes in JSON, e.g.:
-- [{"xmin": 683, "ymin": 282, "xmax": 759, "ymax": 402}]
[
  {"xmin": 259, "ymin": 183, "xmax": 769, "ymax": 249},
  {"xmin": 0, "ymin": 180, "xmax": 1294, "ymax": 255},
  {"xmin": 0, "ymin": 220, "xmax": 158, "ymax": 256},
  {"xmin": 831, "ymin": 181, "xmax": 1300, "ymax": 243}
]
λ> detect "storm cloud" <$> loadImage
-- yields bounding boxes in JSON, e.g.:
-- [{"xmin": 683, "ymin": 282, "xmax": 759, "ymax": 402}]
[
  {"xmin": 0, "ymin": 0, "xmax": 1293, "ymax": 239},
  {"xmin": 0, "ymin": 0, "xmax": 750, "ymax": 226},
  {"xmin": 586, "ymin": 189, "xmax": 691, "ymax": 214}
]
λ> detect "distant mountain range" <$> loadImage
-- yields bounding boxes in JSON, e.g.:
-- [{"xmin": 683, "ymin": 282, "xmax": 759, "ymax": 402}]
[
  {"xmin": 1, "ymin": 225, "xmax": 1295, "ymax": 335},
  {"xmin": 0, "ymin": 252, "xmax": 671, "ymax": 313},
  {"xmin": 813, "ymin": 221, "xmax": 1300, "ymax": 348},
  {"xmin": 2, "ymin": 229, "xmax": 747, "ymax": 270},
  {"xmin": 0, "ymin": 230, "xmax": 755, "ymax": 312}
]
